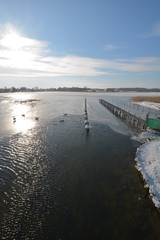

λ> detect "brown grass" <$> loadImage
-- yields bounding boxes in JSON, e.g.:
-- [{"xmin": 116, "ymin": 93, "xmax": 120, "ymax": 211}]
[{"xmin": 132, "ymin": 96, "xmax": 160, "ymax": 103}]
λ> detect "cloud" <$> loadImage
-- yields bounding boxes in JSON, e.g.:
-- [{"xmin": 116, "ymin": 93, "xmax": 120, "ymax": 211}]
[
  {"xmin": 104, "ymin": 44, "xmax": 120, "ymax": 51},
  {"xmin": 1, "ymin": 54, "xmax": 160, "ymax": 78},
  {"xmin": 0, "ymin": 24, "xmax": 160, "ymax": 79},
  {"xmin": 141, "ymin": 22, "xmax": 160, "ymax": 38},
  {"xmin": 152, "ymin": 22, "xmax": 160, "ymax": 36},
  {"xmin": 112, "ymin": 57, "xmax": 160, "ymax": 72}
]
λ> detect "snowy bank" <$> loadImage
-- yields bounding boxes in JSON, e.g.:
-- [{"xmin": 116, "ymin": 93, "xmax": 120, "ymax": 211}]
[
  {"xmin": 135, "ymin": 133, "xmax": 160, "ymax": 208},
  {"xmin": 133, "ymin": 100, "xmax": 160, "ymax": 110}
]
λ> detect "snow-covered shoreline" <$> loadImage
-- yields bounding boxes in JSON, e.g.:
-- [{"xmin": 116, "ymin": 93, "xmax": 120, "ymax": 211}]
[
  {"xmin": 135, "ymin": 133, "xmax": 160, "ymax": 209},
  {"xmin": 134, "ymin": 100, "xmax": 160, "ymax": 209}
]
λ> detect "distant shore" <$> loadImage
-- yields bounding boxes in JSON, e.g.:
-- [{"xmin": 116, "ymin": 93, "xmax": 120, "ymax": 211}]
[{"xmin": 0, "ymin": 87, "xmax": 160, "ymax": 94}]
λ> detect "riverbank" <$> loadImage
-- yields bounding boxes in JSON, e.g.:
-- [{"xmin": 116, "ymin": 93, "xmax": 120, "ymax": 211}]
[
  {"xmin": 132, "ymin": 96, "xmax": 160, "ymax": 104},
  {"xmin": 133, "ymin": 100, "xmax": 160, "ymax": 209},
  {"xmin": 135, "ymin": 131, "xmax": 160, "ymax": 209},
  {"xmin": 132, "ymin": 96, "xmax": 160, "ymax": 110}
]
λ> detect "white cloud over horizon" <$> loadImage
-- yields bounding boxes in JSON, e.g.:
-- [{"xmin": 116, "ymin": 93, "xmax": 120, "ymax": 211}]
[{"xmin": 0, "ymin": 23, "xmax": 160, "ymax": 80}]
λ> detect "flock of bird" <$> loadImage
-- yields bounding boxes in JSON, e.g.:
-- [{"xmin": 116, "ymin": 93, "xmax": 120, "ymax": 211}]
[{"xmin": 13, "ymin": 114, "xmax": 39, "ymax": 123}]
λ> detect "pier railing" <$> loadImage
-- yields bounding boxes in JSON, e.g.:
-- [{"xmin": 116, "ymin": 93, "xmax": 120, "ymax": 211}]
[{"xmin": 99, "ymin": 99, "xmax": 146, "ymax": 130}]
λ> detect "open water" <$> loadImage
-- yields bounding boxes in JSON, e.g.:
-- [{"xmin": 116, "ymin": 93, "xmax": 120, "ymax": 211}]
[{"xmin": 0, "ymin": 92, "xmax": 160, "ymax": 240}]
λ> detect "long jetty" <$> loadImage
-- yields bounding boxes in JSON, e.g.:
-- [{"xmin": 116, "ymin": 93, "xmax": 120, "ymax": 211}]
[{"xmin": 99, "ymin": 99, "xmax": 147, "ymax": 131}]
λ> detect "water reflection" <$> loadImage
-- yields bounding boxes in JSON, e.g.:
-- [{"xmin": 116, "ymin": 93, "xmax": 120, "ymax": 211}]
[
  {"xmin": 12, "ymin": 102, "xmax": 35, "ymax": 133},
  {"xmin": 1, "ymin": 93, "xmax": 160, "ymax": 239},
  {"xmin": 13, "ymin": 117, "xmax": 35, "ymax": 133},
  {"xmin": 10, "ymin": 93, "xmax": 32, "ymax": 102}
]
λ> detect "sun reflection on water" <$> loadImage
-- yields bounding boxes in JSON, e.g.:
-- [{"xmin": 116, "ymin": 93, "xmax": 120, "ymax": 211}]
[
  {"xmin": 13, "ymin": 117, "xmax": 35, "ymax": 133},
  {"xmin": 11, "ymin": 93, "xmax": 32, "ymax": 102},
  {"xmin": 12, "ymin": 100, "xmax": 36, "ymax": 133}
]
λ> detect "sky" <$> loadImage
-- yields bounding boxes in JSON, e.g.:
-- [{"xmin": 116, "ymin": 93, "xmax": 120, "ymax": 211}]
[{"xmin": 0, "ymin": 0, "xmax": 160, "ymax": 89}]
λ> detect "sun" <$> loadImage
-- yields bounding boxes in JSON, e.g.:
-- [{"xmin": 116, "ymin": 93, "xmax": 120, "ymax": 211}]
[
  {"xmin": 0, "ymin": 25, "xmax": 46, "ymax": 73},
  {"xmin": 1, "ymin": 29, "xmax": 35, "ymax": 68},
  {"xmin": 1, "ymin": 31, "xmax": 27, "ymax": 50}
]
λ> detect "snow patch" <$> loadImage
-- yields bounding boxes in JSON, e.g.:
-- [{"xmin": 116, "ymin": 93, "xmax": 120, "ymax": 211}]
[{"xmin": 134, "ymin": 101, "xmax": 160, "ymax": 110}]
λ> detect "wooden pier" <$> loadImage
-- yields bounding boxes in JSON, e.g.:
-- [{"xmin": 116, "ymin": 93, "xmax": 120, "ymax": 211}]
[
  {"xmin": 99, "ymin": 99, "xmax": 147, "ymax": 131},
  {"xmin": 84, "ymin": 98, "xmax": 90, "ymax": 131}
]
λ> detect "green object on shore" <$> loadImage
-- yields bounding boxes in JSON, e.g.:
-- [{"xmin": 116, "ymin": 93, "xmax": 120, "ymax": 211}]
[{"xmin": 147, "ymin": 118, "xmax": 160, "ymax": 130}]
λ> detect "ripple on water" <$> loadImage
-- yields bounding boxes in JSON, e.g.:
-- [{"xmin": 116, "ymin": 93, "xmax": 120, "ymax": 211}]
[
  {"xmin": 1, "ymin": 114, "xmax": 160, "ymax": 240},
  {"xmin": 0, "ymin": 115, "xmax": 86, "ymax": 239}
]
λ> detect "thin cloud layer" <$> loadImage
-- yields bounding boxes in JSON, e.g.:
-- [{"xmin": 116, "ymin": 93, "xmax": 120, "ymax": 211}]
[
  {"xmin": 152, "ymin": 22, "xmax": 160, "ymax": 36},
  {"xmin": 104, "ymin": 44, "xmax": 120, "ymax": 51},
  {"xmin": 142, "ymin": 21, "xmax": 160, "ymax": 38}
]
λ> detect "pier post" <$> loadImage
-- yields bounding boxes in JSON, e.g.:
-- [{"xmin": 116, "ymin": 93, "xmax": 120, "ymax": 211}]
[{"xmin": 145, "ymin": 113, "xmax": 149, "ymax": 131}]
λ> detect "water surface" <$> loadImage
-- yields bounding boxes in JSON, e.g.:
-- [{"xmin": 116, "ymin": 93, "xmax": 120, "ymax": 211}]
[{"xmin": 0, "ymin": 92, "xmax": 160, "ymax": 240}]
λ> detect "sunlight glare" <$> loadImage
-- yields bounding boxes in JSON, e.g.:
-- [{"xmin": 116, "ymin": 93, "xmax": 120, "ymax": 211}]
[
  {"xmin": 1, "ymin": 29, "xmax": 36, "ymax": 68},
  {"xmin": 1, "ymin": 31, "xmax": 27, "ymax": 50},
  {"xmin": 12, "ymin": 102, "xmax": 35, "ymax": 133},
  {"xmin": 13, "ymin": 118, "xmax": 35, "ymax": 133},
  {"xmin": 11, "ymin": 93, "xmax": 32, "ymax": 101}
]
